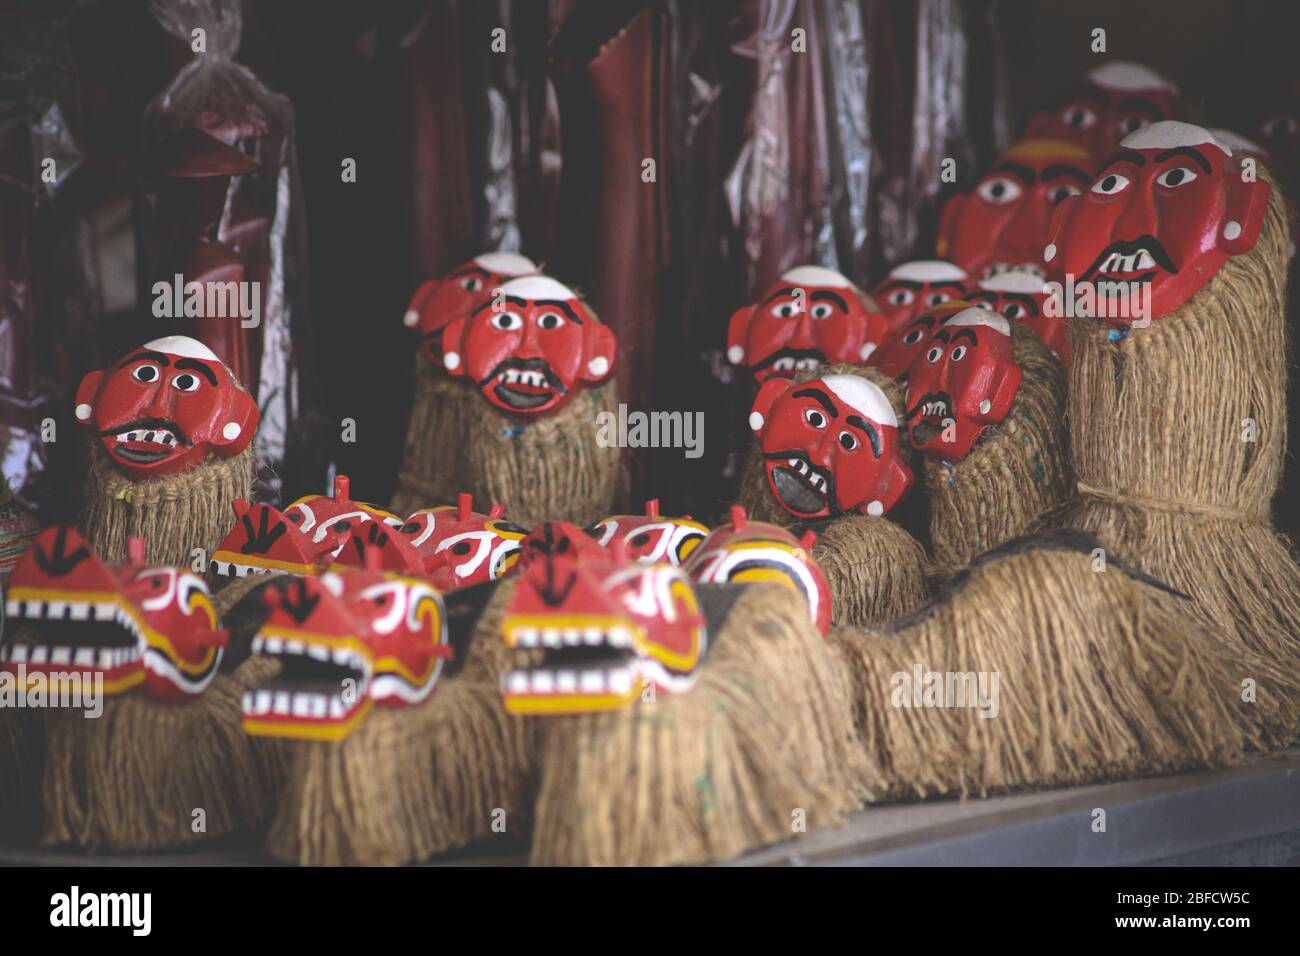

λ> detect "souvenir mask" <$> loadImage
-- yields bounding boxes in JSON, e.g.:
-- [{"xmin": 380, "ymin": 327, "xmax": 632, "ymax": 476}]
[
  {"xmin": 75, "ymin": 335, "xmax": 258, "ymax": 479},
  {"xmin": 904, "ymin": 308, "xmax": 1022, "ymax": 462},
  {"xmin": 242, "ymin": 566, "xmax": 451, "ymax": 740},
  {"xmin": 584, "ymin": 499, "xmax": 709, "ymax": 566},
  {"xmin": 403, "ymin": 251, "xmax": 539, "ymax": 365},
  {"xmin": 209, "ymin": 476, "xmax": 403, "ymax": 577},
  {"xmin": 440, "ymin": 275, "xmax": 616, "ymax": 415},
  {"xmin": 727, "ymin": 265, "xmax": 890, "ymax": 380},
  {"xmin": 684, "ymin": 506, "xmax": 831, "ymax": 634},
  {"xmin": 517, "ymin": 521, "xmax": 612, "ymax": 569},
  {"xmin": 870, "ymin": 261, "xmax": 970, "ymax": 335},
  {"xmin": 391, "ymin": 493, "xmax": 527, "ymax": 591},
  {"xmin": 870, "ymin": 299, "xmax": 971, "ymax": 380},
  {"xmin": 936, "ymin": 140, "xmax": 1094, "ymax": 280},
  {"xmin": 967, "ymin": 272, "xmax": 1069, "ymax": 362},
  {"xmin": 3, "ymin": 527, "xmax": 227, "ymax": 701},
  {"xmin": 500, "ymin": 542, "xmax": 708, "ymax": 714},
  {"xmin": 1212, "ymin": 129, "xmax": 1297, "ymax": 260},
  {"xmin": 749, "ymin": 374, "xmax": 911, "ymax": 520},
  {"xmin": 1024, "ymin": 61, "xmax": 1184, "ymax": 162},
  {"xmin": 1044, "ymin": 122, "xmax": 1271, "ymax": 323}
]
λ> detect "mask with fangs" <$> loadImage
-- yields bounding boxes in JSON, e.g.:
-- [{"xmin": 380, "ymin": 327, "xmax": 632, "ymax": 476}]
[
  {"xmin": 3, "ymin": 527, "xmax": 227, "ymax": 701},
  {"xmin": 749, "ymin": 374, "xmax": 911, "ymax": 522},
  {"xmin": 684, "ymin": 506, "xmax": 832, "ymax": 634},
  {"xmin": 905, "ymin": 307, "xmax": 1023, "ymax": 462},
  {"xmin": 439, "ymin": 275, "xmax": 617, "ymax": 416},
  {"xmin": 966, "ymin": 272, "xmax": 1069, "ymax": 363},
  {"xmin": 1045, "ymin": 121, "xmax": 1272, "ymax": 323},
  {"xmin": 583, "ymin": 499, "xmax": 709, "ymax": 566},
  {"xmin": 209, "ymin": 475, "xmax": 403, "ymax": 578},
  {"xmin": 727, "ymin": 266, "xmax": 890, "ymax": 382},
  {"xmin": 389, "ymin": 493, "xmax": 528, "ymax": 591},
  {"xmin": 75, "ymin": 334, "xmax": 259, "ymax": 479},
  {"xmin": 242, "ymin": 562, "xmax": 451, "ymax": 741},
  {"xmin": 870, "ymin": 261, "xmax": 970, "ymax": 337},
  {"xmin": 1024, "ymin": 61, "xmax": 1185, "ymax": 163},
  {"xmin": 936, "ymin": 139, "xmax": 1094, "ymax": 281},
  {"xmin": 500, "ymin": 536, "xmax": 709, "ymax": 714},
  {"xmin": 403, "ymin": 251, "xmax": 540, "ymax": 366},
  {"xmin": 870, "ymin": 299, "xmax": 972, "ymax": 380}
]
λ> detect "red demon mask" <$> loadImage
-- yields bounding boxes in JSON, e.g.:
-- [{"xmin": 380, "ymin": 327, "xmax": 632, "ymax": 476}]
[
  {"xmin": 390, "ymin": 494, "xmax": 527, "ymax": 591},
  {"xmin": 1024, "ymin": 61, "xmax": 1185, "ymax": 163},
  {"xmin": 727, "ymin": 265, "xmax": 890, "ymax": 381},
  {"xmin": 403, "ymin": 251, "xmax": 539, "ymax": 365},
  {"xmin": 684, "ymin": 506, "xmax": 832, "ymax": 634},
  {"xmin": 501, "ymin": 543, "xmax": 709, "ymax": 714},
  {"xmin": 1044, "ymin": 122, "xmax": 1272, "ymax": 324},
  {"xmin": 75, "ymin": 335, "xmax": 258, "ymax": 479},
  {"xmin": 870, "ymin": 299, "xmax": 971, "ymax": 380},
  {"xmin": 439, "ymin": 275, "xmax": 616, "ymax": 415},
  {"xmin": 749, "ymin": 374, "xmax": 911, "ymax": 521},
  {"xmin": 966, "ymin": 272, "xmax": 1069, "ymax": 363},
  {"xmin": 937, "ymin": 140, "xmax": 1095, "ymax": 281},
  {"xmin": 209, "ymin": 476, "xmax": 403, "ymax": 578},
  {"xmin": 243, "ymin": 567, "xmax": 451, "ymax": 740},
  {"xmin": 3, "ymin": 528, "xmax": 227, "ymax": 701},
  {"xmin": 584, "ymin": 499, "xmax": 709, "ymax": 566},
  {"xmin": 904, "ymin": 307, "xmax": 1023, "ymax": 462},
  {"xmin": 869, "ymin": 261, "xmax": 970, "ymax": 336}
]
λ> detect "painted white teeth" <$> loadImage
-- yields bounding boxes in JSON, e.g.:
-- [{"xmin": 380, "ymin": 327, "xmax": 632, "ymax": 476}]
[
  {"xmin": 542, "ymin": 628, "xmax": 563, "ymax": 648},
  {"xmin": 580, "ymin": 671, "xmax": 604, "ymax": 693},
  {"xmin": 531, "ymin": 671, "xmax": 554, "ymax": 693},
  {"xmin": 513, "ymin": 627, "xmax": 539, "ymax": 647},
  {"xmin": 557, "ymin": 670, "xmax": 577, "ymax": 693},
  {"xmin": 609, "ymin": 668, "xmax": 634, "ymax": 696},
  {"xmin": 582, "ymin": 628, "xmax": 603, "ymax": 646}
]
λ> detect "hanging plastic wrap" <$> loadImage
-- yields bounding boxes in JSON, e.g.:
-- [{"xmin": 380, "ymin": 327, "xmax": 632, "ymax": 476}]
[{"xmin": 136, "ymin": 0, "xmax": 326, "ymax": 504}]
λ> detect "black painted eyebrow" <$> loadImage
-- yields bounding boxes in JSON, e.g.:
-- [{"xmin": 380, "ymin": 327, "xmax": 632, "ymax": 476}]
[
  {"xmin": 1154, "ymin": 146, "xmax": 1213, "ymax": 175},
  {"xmin": 1042, "ymin": 165, "xmax": 1091, "ymax": 183},
  {"xmin": 989, "ymin": 162, "xmax": 1036, "ymax": 184},
  {"xmin": 761, "ymin": 286, "xmax": 797, "ymax": 306},
  {"xmin": 904, "ymin": 316, "xmax": 938, "ymax": 333},
  {"xmin": 472, "ymin": 295, "xmax": 529, "ymax": 316},
  {"xmin": 930, "ymin": 282, "xmax": 968, "ymax": 294},
  {"xmin": 930, "ymin": 329, "xmax": 951, "ymax": 343},
  {"xmin": 952, "ymin": 328, "xmax": 979, "ymax": 345},
  {"xmin": 1117, "ymin": 97, "xmax": 1164, "ymax": 120},
  {"xmin": 879, "ymin": 280, "xmax": 923, "ymax": 292},
  {"xmin": 117, "ymin": 350, "xmax": 170, "ymax": 368},
  {"xmin": 810, "ymin": 290, "xmax": 848, "ymax": 311},
  {"xmin": 1001, "ymin": 293, "xmax": 1040, "ymax": 316},
  {"xmin": 535, "ymin": 299, "xmax": 583, "ymax": 324},
  {"xmin": 844, "ymin": 415, "xmax": 883, "ymax": 457},
  {"xmin": 792, "ymin": 387, "xmax": 838, "ymax": 418},
  {"xmin": 1103, "ymin": 150, "xmax": 1146, "ymax": 169},
  {"xmin": 174, "ymin": 358, "xmax": 218, "ymax": 387}
]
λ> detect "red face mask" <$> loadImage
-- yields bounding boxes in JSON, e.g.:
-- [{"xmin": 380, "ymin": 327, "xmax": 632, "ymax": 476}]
[
  {"xmin": 403, "ymin": 251, "xmax": 538, "ymax": 366},
  {"xmin": 870, "ymin": 261, "xmax": 970, "ymax": 336},
  {"xmin": 869, "ymin": 299, "xmax": 971, "ymax": 380},
  {"xmin": 749, "ymin": 373, "xmax": 911, "ymax": 520},
  {"xmin": 937, "ymin": 140, "xmax": 1094, "ymax": 280},
  {"xmin": 585, "ymin": 500, "xmax": 709, "ymax": 566},
  {"xmin": 1023, "ymin": 61, "xmax": 1184, "ymax": 163},
  {"xmin": 1045, "ymin": 122, "xmax": 1271, "ymax": 324},
  {"xmin": 904, "ymin": 308, "xmax": 1023, "ymax": 462},
  {"xmin": 75, "ymin": 335, "xmax": 258, "ymax": 479},
  {"xmin": 440, "ymin": 275, "xmax": 617, "ymax": 415},
  {"xmin": 727, "ymin": 266, "xmax": 889, "ymax": 381},
  {"xmin": 966, "ymin": 273, "xmax": 1069, "ymax": 363},
  {"xmin": 395, "ymin": 495, "xmax": 527, "ymax": 591}
]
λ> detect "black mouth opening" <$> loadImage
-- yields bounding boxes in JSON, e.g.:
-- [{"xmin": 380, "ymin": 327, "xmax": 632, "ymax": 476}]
[
  {"xmin": 768, "ymin": 454, "xmax": 834, "ymax": 516},
  {"xmin": 258, "ymin": 651, "xmax": 364, "ymax": 696},
  {"xmin": 906, "ymin": 391, "xmax": 953, "ymax": 445},
  {"xmin": 536, "ymin": 645, "xmax": 631, "ymax": 670},
  {"xmin": 492, "ymin": 383, "xmax": 556, "ymax": 410},
  {"xmin": 752, "ymin": 348, "xmax": 827, "ymax": 375},
  {"xmin": 1080, "ymin": 235, "xmax": 1178, "ymax": 282},
  {"xmin": 112, "ymin": 446, "xmax": 173, "ymax": 464}
]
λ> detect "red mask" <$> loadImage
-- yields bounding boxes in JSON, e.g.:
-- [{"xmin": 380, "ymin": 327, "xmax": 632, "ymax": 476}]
[
  {"xmin": 1212, "ymin": 128, "xmax": 1298, "ymax": 261},
  {"xmin": 904, "ymin": 308, "xmax": 1023, "ymax": 462},
  {"xmin": 75, "ymin": 335, "xmax": 258, "ymax": 479},
  {"xmin": 727, "ymin": 266, "xmax": 890, "ymax": 381},
  {"xmin": 1023, "ymin": 61, "xmax": 1184, "ymax": 163},
  {"xmin": 4, "ymin": 528, "xmax": 228, "ymax": 702},
  {"xmin": 403, "ymin": 251, "xmax": 538, "ymax": 366},
  {"xmin": 501, "ymin": 544, "xmax": 709, "ymax": 714},
  {"xmin": 870, "ymin": 299, "xmax": 971, "ymax": 380},
  {"xmin": 870, "ymin": 261, "xmax": 970, "ymax": 336},
  {"xmin": 966, "ymin": 272, "xmax": 1069, "ymax": 363},
  {"xmin": 585, "ymin": 499, "xmax": 709, "ymax": 566},
  {"xmin": 684, "ymin": 506, "xmax": 832, "ymax": 634},
  {"xmin": 749, "ymin": 374, "xmax": 911, "ymax": 521},
  {"xmin": 936, "ymin": 140, "xmax": 1094, "ymax": 280},
  {"xmin": 244, "ymin": 568, "xmax": 451, "ymax": 740},
  {"xmin": 1044, "ymin": 122, "xmax": 1271, "ymax": 324},
  {"xmin": 439, "ymin": 275, "xmax": 616, "ymax": 415},
  {"xmin": 393, "ymin": 494, "xmax": 527, "ymax": 591}
]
